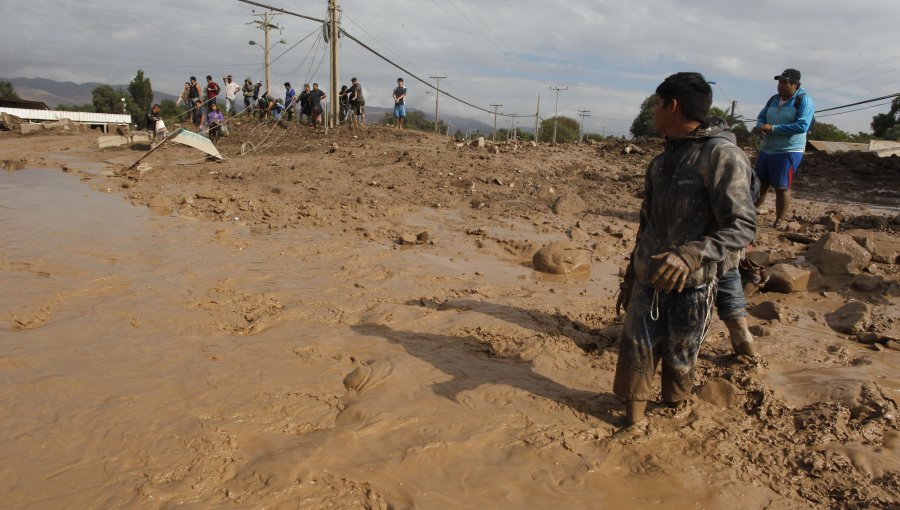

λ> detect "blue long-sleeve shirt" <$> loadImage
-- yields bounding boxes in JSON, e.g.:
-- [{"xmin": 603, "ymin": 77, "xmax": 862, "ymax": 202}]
[
  {"xmin": 756, "ymin": 87, "xmax": 814, "ymax": 153},
  {"xmin": 285, "ymin": 88, "xmax": 296, "ymax": 107}
]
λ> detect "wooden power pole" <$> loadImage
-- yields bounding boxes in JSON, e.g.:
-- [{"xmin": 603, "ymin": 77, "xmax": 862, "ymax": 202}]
[
  {"xmin": 328, "ymin": 0, "xmax": 340, "ymax": 127},
  {"xmin": 430, "ymin": 75, "xmax": 446, "ymax": 132},
  {"xmin": 251, "ymin": 11, "xmax": 281, "ymax": 95},
  {"xmin": 490, "ymin": 103, "xmax": 502, "ymax": 141},
  {"xmin": 577, "ymin": 109, "xmax": 590, "ymax": 143}
]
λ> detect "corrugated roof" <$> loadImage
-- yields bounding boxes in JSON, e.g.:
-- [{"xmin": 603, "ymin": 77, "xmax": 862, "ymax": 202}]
[
  {"xmin": 0, "ymin": 107, "xmax": 131, "ymax": 124},
  {"xmin": 806, "ymin": 140, "xmax": 869, "ymax": 154}
]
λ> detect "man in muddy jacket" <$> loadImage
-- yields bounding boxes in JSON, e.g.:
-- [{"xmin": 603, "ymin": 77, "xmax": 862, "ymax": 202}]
[{"xmin": 613, "ymin": 72, "xmax": 757, "ymax": 426}]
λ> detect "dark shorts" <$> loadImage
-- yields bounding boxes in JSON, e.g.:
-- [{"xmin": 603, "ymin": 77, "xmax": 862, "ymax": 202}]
[
  {"xmin": 715, "ymin": 268, "xmax": 747, "ymax": 321},
  {"xmin": 613, "ymin": 281, "xmax": 715, "ymax": 403},
  {"xmin": 352, "ymin": 102, "xmax": 365, "ymax": 115},
  {"xmin": 756, "ymin": 151, "xmax": 803, "ymax": 190}
]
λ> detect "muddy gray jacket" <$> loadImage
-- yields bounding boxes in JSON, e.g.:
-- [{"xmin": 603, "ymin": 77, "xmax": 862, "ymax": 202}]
[{"xmin": 625, "ymin": 122, "xmax": 756, "ymax": 288}]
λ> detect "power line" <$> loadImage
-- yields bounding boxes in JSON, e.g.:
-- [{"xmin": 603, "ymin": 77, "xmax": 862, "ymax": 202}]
[
  {"xmin": 816, "ymin": 100, "xmax": 896, "ymax": 118},
  {"xmin": 817, "ymin": 92, "xmax": 900, "ymax": 113}
]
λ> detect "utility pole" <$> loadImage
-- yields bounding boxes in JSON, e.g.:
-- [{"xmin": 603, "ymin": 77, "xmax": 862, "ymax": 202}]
[
  {"xmin": 730, "ymin": 100, "xmax": 737, "ymax": 123},
  {"xmin": 549, "ymin": 86, "xmax": 567, "ymax": 143},
  {"xmin": 328, "ymin": 0, "xmax": 340, "ymax": 127},
  {"xmin": 251, "ymin": 11, "xmax": 281, "ymax": 95},
  {"xmin": 577, "ymin": 110, "xmax": 590, "ymax": 143},
  {"xmin": 430, "ymin": 75, "xmax": 446, "ymax": 133},
  {"xmin": 534, "ymin": 94, "xmax": 540, "ymax": 143},
  {"xmin": 490, "ymin": 103, "xmax": 502, "ymax": 141}
]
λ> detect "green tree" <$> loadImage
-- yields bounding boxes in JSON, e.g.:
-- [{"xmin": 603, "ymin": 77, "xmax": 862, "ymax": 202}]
[
  {"xmin": 0, "ymin": 80, "xmax": 19, "ymax": 99},
  {"xmin": 128, "ymin": 69, "xmax": 154, "ymax": 128},
  {"xmin": 92, "ymin": 84, "xmax": 137, "ymax": 118},
  {"xmin": 630, "ymin": 95, "xmax": 657, "ymax": 138},
  {"xmin": 158, "ymin": 99, "xmax": 181, "ymax": 122},
  {"xmin": 871, "ymin": 96, "xmax": 900, "ymax": 138},
  {"xmin": 809, "ymin": 121, "xmax": 851, "ymax": 142},
  {"xmin": 538, "ymin": 116, "xmax": 579, "ymax": 143},
  {"xmin": 56, "ymin": 103, "xmax": 95, "ymax": 112},
  {"xmin": 882, "ymin": 124, "xmax": 900, "ymax": 141},
  {"xmin": 380, "ymin": 109, "xmax": 448, "ymax": 134}
]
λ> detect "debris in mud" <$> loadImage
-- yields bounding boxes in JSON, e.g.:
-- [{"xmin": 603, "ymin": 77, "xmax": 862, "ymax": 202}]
[
  {"xmin": 532, "ymin": 241, "xmax": 591, "ymax": 275},
  {"xmin": 750, "ymin": 301, "xmax": 784, "ymax": 321},
  {"xmin": 765, "ymin": 263, "xmax": 814, "ymax": 293},
  {"xmin": 551, "ymin": 194, "xmax": 587, "ymax": 216},
  {"xmin": 826, "ymin": 301, "xmax": 872, "ymax": 334},
  {"xmin": 806, "ymin": 232, "xmax": 872, "ymax": 275}
]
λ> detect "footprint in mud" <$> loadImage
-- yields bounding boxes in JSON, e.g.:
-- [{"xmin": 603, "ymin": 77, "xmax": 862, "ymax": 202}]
[{"xmin": 342, "ymin": 357, "xmax": 393, "ymax": 395}]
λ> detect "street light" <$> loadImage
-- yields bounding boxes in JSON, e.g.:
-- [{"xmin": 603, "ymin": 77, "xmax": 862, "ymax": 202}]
[
  {"xmin": 708, "ymin": 80, "xmax": 736, "ymax": 121},
  {"xmin": 249, "ymin": 38, "xmax": 287, "ymax": 95}
]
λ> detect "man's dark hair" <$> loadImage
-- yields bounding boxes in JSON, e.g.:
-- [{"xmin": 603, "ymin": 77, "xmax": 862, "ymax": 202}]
[
  {"xmin": 206, "ymin": 75, "xmax": 212, "ymax": 81},
  {"xmin": 284, "ymin": 82, "xmax": 291, "ymax": 87},
  {"xmin": 655, "ymin": 72, "xmax": 712, "ymax": 123},
  {"xmin": 190, "ymin": 76, "xmax": 196, "ymax": 81}
]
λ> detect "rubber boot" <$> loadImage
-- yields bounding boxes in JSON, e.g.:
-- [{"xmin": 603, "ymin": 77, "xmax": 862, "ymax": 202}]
[
  {"xmin": 774, "ymin": 189, "xmax": 791, "ymax": 228},
  {"xmin": 625, "ymin": 400, "xmax": 648, "ymax": 426},
  {"xmin": 726, "ymin": 318, "xmax": 757, "ymax": 357}
]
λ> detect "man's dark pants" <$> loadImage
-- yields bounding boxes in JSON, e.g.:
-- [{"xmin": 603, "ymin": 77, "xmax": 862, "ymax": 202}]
[{"xmin": 613, "ymin": 281, "xmax": 714, "ymax": 404}]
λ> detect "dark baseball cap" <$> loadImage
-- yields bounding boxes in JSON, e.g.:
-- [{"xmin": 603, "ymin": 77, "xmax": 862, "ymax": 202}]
[{"xmin": 774, "ymin": 69, "xmax": 801, "ymax": 82}]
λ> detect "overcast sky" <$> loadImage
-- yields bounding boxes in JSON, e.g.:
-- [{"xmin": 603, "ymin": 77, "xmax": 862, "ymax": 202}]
[{"xmin": 1, "ymin": 0, "xmax": 898, "ymax": 136}]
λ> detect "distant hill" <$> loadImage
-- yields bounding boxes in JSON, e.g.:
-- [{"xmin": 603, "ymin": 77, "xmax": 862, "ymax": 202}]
[{"xmin": 2, "ymin": 77, "xmax": 178, "ymax": 107}]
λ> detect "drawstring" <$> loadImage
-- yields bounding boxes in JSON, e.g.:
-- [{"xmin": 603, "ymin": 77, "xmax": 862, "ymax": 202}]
[
  {"xmin": 694, "ymin": 279, "xmax": 719, "ymax": 364},
  {"xmin": 650, "ymin": 289, "xmax": 660, "ymax": 321}
]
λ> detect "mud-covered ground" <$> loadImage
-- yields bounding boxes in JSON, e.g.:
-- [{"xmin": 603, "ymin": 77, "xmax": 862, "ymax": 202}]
[{"xmin": 0, "ymin": 120, "xmax": 898, "ymax": 509}]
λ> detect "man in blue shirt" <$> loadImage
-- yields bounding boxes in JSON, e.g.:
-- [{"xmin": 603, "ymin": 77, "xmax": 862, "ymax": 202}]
[
  {"xmin": 753, "ymin": 68, "xmax": 814, "ymax": 229},
  {"xmin": 284, "ymin": 82, "xmax": 297, "ymax": 122},
  {"xmin": 393, "ymin": 78, "xmax": 407, "ymax": 129}
]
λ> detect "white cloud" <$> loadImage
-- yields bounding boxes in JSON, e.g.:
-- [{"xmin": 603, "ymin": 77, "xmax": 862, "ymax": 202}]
[{"xmin": 1, "ymin": 0, "xmax": 898, "ymax": 135}]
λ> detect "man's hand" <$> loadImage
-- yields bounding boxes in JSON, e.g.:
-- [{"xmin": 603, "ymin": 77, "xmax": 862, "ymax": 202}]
[{"xmin": 649, "ymin": 252, "xmax": 690, "ymax": 293}]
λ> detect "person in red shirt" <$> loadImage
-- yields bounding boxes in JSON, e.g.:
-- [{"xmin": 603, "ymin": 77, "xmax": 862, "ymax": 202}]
[{"xmin": 205, "ymin": 75, "xmax": 220, "ymax": 110}]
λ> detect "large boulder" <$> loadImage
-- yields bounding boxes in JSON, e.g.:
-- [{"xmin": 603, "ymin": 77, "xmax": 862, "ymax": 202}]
[
  {"xmin": 532, "ymin": 242, "xmax": 591, "ymax": 275},
  {"xmin": 551, "ymin": 194, "xmax": 587, "ymax": 216},
  {"xmin": 825, "ymin": 301, "xmax": 871, "ymax": 335},
  {"xmin": 764, "ymin": 263, "xmax": 813, "ymax": 293},
  {"xmin": 806, "ymin": 232, "xmax": 871, "ymax": 275},
  {"xmin": 0, "ymin": 112, "xmax": 22, "ymax": 131}
]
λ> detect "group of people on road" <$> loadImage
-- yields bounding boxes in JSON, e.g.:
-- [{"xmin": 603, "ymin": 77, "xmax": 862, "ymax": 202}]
[
  {"xmin": 614, "ymin": 68, "xmax": 813, "ymax": 427},
  {"xmin": 174, "ymin": 74, "xmax": 385, "ymax": 135}
]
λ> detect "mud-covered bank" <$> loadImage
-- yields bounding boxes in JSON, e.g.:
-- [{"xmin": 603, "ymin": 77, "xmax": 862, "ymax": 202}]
[{"xmin": 0, "ymin": 127, "xmax": 898, "ymax": 509}]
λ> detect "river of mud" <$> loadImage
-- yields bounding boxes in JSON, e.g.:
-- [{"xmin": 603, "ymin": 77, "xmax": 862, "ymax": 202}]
[{"xmin": 1, "ymin": 130, "xmax": 898, "ymax": 509}]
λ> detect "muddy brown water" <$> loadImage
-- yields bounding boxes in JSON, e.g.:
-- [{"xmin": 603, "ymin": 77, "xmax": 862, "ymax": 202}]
[{"xmin": 1, "ymin": 162, "xmax": 898, "ymax": 509}]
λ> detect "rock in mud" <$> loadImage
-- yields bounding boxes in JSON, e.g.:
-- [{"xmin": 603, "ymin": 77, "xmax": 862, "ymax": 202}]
[
  {"xmin": 851, "ymin": 274, "xmax": 882, "ymax": 292},
  {"xmin": 532, "ymin": 242, "xmax": 590, "ymax": 275},
  {"xmin": 469, "ymin": 137, "xmax": 485, "ymax": 148},
  {"xmin": 806, "ymin": 232, "xmax": 871, "ymax": 275},
  {"xmin": 399, "ymin": 233, "xmax": 418, "ymax": 245},
  {"xmin": 567, "ymin": 226, "xmax": 590, "ymax": 242},
  {"xmin": 825, "ymin": 301, "xmax": 871, "ymax": 334},
  {"xmin": 746, "ymin": 250, "xmax": 771, "ymax": 267},
  {"xmin": 750, "ymin": 301, "xmax": 784, "ymax": 321},
  {"xmin": 551, "ymin": 194, "xmax": 587, "ymax": 216},
  {"xmin": 853, "ymin": 232, "xmax": 900, "ymax": 264},
  {"xmin": 885, "ymin": 340, "xmax": 900, "ymax": 351},
  {"xmin": 696, "ymin": 378, "xmax": 742, "ymax": 409},
  {"xmin": 765, "ymin": 263, "xmax": 812, "ymax": 293},
  {"xmin": 749, "ymin": 324, "xmax": 774, "ymax": 337}
]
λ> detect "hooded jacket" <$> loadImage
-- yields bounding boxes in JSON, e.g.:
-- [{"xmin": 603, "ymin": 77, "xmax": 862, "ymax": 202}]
[
  {"xmin": 625, "ymin": 121, "xmax": 757, "ymax": 288},
  {"xmin": 756, "ymin": 86, "xmax": 813, "ymax": 153}
]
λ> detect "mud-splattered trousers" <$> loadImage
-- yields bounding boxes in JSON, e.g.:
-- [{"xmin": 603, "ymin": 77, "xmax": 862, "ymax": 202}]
[
  {"xmin": 614, "ymin": 123, "xmax": 755, "ymax": 403},
  {"xmin": 613, "ymin": 281, "xmax": 716, "ymax": 403}
]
